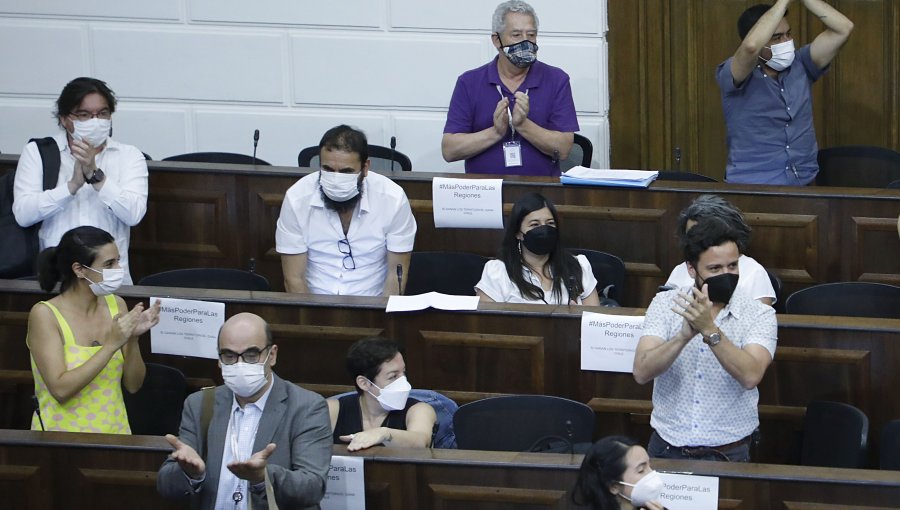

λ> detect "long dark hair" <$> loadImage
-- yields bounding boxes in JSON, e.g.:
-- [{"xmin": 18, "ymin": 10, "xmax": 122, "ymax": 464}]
[
  {"xmin": 36, "ymin": 226, "xmax": 115, "ymax": 293},
  {"xmin": 500, "ymin": 192, "xmax": 584, "ymax": 303},
  {"xmin": 571, "ymin": 436, "xmax": 638, "ymax": 510}
]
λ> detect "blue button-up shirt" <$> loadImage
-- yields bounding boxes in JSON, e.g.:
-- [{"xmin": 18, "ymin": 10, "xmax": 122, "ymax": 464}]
[{"xmin": 716, "ymin": 45, "xmax": 828, "ymax": 185}]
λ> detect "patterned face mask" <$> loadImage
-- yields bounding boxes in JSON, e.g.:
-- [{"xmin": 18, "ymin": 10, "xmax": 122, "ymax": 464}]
[{"xmin": 497, "ymin": 36, "xmax": 539, "ymax": 68}]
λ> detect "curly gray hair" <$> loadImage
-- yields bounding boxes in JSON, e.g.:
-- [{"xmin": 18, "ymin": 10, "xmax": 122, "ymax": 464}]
[{"xmin": 492, "ymin": 0, "xmax": 539, "ymax": 34}]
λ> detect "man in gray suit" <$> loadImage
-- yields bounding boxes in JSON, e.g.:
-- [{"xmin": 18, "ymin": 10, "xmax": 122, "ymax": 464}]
[{"xmin": 157, "ymin": 313, "xmax": 332, "ymax": 509}]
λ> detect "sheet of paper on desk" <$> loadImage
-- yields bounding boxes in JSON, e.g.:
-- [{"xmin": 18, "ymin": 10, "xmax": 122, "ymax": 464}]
[
  {"xmin": 386, "ymin": 292, "xmax": 480, "ymax": 312},
  {"xmin": 561, "ymin": 166, "xmax": 658, "ymax": 188},
  {"xmin": 150, "ymin": 297, "xmax": 224, "ymax": 359}
]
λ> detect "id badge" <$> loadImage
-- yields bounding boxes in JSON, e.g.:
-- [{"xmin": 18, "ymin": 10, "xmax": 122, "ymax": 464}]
[{"xmin": 503, "ymin": 141, "xmax": 522, "ymax": 167}]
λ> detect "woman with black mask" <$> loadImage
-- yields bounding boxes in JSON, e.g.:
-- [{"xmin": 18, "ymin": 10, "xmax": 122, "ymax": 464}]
[{"xmin": 475, "ymin": 192, "xmax": 600, "ymax": 305}]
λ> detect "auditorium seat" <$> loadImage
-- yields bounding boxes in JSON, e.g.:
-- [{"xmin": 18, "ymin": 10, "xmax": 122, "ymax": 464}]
[
  {"xmin": 655, "ymin": 170, "xmax": 718, "ymax": 182},
  {"xmin": 163, "ymin": 152, "xmax": 270, "ymax": 166},
  {"xmin": 404, "ymin": 252, "xmax": 488, "ymax": 296},
  {"xmin": 453, "ymin": 395, "xmax": 594, "ymax": 452},
  {"xmin": 138, "ymin": 268, "xmax": 271, "ymax": 292},
  {"xmin": 784, "ymin": 282, "xmax": 900, "ymax": 319},
  {"xmin": 816, "ymin": 145, "xmax": 900, "ymax": 188},
  {"xmin": 560, "ymin": 133, "xmax": 593, "ymax": 171},
  {"xmin": 297, "ymin": 144, "xmax": 412, "ymax": 172},
  {"xmin": 880, "ymin": 420, "xmax": 900, "ymax": 470},
  {"xmin": 801, "ymin": 401, "xmax": 869, "ymax": 469},
  {"xmin": 569, "ymin": 248, "xmax": 626, "ymax": 306},
  {"xmin": 123, "ymin": 363, "xmax": 186, "ymax": 436}
]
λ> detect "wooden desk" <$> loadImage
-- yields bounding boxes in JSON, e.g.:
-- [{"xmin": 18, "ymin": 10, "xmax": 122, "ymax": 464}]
[
  {"xmin": 3, "ymin": 155, "xmax": 898, "ymax": 308},
  {"xmin": 1, "ymin": 429, "xmax": 898, "ymax": 509},
  {"xmin": 2, "ymin": 281, "xmax": 898, "ymax": 466}
]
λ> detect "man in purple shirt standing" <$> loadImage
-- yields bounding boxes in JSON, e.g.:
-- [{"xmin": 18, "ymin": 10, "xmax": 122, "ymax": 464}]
[
  {"xmin": 441, "ymin": 1, "xmax": 579, "ymax": 176},
  {"xmin": 717, "ymin": 0, "xmax": 853, "ymax": 185}
]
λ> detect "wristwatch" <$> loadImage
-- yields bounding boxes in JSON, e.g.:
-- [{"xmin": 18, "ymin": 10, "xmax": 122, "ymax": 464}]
[
  {"xmin": 702, "ymin": 330, "xmax": 722, "ymax": 346},
  {"xmin": 86, "ymin": 168, "xmax": 105, "ymax": 184}
]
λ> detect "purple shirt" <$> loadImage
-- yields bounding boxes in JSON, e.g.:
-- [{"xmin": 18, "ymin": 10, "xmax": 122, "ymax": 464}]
[
  {"xmin": 444, "ymin": 56, "xmax": 579, "ymax": 176},
  {"xmin": 716, "ymin": 45, "xmax": 828, "ymax": 185}
]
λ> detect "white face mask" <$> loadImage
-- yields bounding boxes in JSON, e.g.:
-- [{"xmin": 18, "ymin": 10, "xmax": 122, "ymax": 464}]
[
  {"xmin": 82, "ymin": 266, "xmax": 124, "ymax": 296},
  {"xmin": 619, "ymin": 470, "xmax": 665, "ymax": 507},
  {"xmin": 366, "ymin": 375, "xmax": 411, "ymax": 411},
  {"xmin": 762, "ymin": 39, "xmax": 795, "ymax": 72},
  {"xmin": 72, "ymin": 118, "xmax": 111, "ymax": 146},
  {"xmin": 221, "ymin": 350, "xmax": 271, "ymax": 398},
  {"xmin": 319, "ymin": 169, "xmax": 361, "ymax": 202}
]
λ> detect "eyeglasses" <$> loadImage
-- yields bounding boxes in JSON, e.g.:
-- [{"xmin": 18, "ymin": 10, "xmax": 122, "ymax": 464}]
[
  {"xmin": 69, "ymin": 109, "xmax": 112, "ymax": 121},
  {"xmin": 218, "ymin": 345, "xmax": 271, "ymax": 365},
  {"xmin": 338, "ymin": 238, "xmax": 356, "ymax": 270}
]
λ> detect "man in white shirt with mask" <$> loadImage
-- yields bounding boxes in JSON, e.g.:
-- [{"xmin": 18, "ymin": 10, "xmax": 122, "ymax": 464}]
[
  {"xmin": 276, "ymin": 125, "xmax": 417, "ymax": 296},
  {"xmin": 13, "ymin": 77, "xmax": 148, "ymax": 284},
  {"xmin": 158, "ymin": 312, "xmax": 332, "ymax": 510}
]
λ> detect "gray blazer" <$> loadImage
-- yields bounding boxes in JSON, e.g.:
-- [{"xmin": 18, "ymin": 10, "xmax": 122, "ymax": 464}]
[{"xmin": 157, "ymin": 374, "xmax": 332, "ymax": 510}]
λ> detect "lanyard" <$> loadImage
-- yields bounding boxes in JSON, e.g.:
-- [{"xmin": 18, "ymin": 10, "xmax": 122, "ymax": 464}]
[
  {"xmin": 496, "ymin": 85, "xmax": 528, "ymax": 140},
  {"xmin": 228, "ymin": 407, "xmax": 262, "ymax": 509}
]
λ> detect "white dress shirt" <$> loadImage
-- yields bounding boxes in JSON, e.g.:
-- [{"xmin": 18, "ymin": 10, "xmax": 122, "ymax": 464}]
[
  {"xmin": 12, "ymin": 131, "xmax": 148, "ymax": 284},
  {"xmin": 665, "ymin": 254, "xmax": 776, "ymax": 303},
  {"xmin": 215, "ymin": 382, "xmax": 273, "ymax": 510},
  {"xmin": 275, "ymin": 171, "xmax": 417, "ymax": 296},
  {"xmin": 475, "ymin": 254, "xmax": 598, "ymax": 304}
]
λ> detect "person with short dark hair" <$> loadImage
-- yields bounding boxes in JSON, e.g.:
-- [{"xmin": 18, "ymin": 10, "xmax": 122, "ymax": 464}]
[
  {"xmin": 572, "ymin": 436, "xmax": 667, "ymax": 510},
  {"xmin": 276, "ymin": 125, "xmax": 416, "ymax": 296},
  {"xmin": 718, "ymin": 0, "xmax": 853, "ymax": 185},
  {"xmin": 327, "ymin": 336, "xmax": 436, "ymax": 451},
  {"xmin": 633, "ymin": 218, "xmax": 777, "ymax": 462},
  {"xmin": 13, "ymin": 77, "xmax": 149, "ymax": 283},
  {"xmin": 476, "ymin": 192, "xmax": 600, "ymax": 305},
  {"xmin": 158, "ymin": 312, "xmax": 332, "ymax": 509},
  {"xmin": 28, "ymin": 226, "xmax": 160, "ymax": 433},
  {"xmin": 665, "ymin": 195, "xmax": 775, "ymax": 305},
  {"xmin": 442, "ymin": 0, "xmax": 579, "ymax": 176}
]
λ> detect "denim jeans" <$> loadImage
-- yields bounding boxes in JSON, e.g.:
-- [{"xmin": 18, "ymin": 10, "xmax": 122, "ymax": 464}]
[{"xmin": 648, "ymin": 430, "xmax": 751, "ymax": 462}]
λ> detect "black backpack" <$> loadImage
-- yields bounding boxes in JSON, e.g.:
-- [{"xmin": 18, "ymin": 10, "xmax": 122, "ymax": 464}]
[{"xmin": 0, "ymin": 137, "xmax": 61, "ymax": 278}]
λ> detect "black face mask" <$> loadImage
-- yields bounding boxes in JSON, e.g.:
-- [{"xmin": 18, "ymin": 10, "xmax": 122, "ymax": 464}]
[
  {"xmin": 521, "ymin": 225, "xmax": 558, "ymax": 255},
  {"xmin": 700, "ymin": 273, "xmax": 740, "ymax": 304}
]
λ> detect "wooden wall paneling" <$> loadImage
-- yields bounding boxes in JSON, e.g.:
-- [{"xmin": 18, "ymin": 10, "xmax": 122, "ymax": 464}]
[
  {"xmin": 0, "ymin": 463, "xmax": 45, "ymax": 510},
  {"xmin": 848, "ymin": 214, "xmax": 900, "ymax": 284},
  {"xmin": 607, "ymin": 0, "xmax": 645, "ymax": 169},
  {"xmin": 129, "ymin": 170, "xmax": 241, "ymax": 283},
  {"xmin": 417, "ymin": 330, "xmax": 545, "ymax": 397}
]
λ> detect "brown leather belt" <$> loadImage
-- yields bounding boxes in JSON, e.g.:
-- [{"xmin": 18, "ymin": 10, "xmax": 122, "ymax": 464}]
[{"xmin": 680, "ymin": 436, "xmax": 751, "ymax": 456}]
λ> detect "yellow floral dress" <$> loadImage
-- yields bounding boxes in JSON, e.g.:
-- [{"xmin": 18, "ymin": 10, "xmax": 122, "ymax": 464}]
[{"xmin": 29, "ymin": 295, "xmax": 131, "ymax": 433}]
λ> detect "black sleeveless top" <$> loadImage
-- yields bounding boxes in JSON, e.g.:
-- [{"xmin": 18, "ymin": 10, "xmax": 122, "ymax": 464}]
[{"xmin": 332, "ymin": 394, "xmax": 419, "ymax": 444}]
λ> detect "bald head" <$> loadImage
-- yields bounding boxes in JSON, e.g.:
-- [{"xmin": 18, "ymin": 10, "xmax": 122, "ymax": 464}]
[{"xmin": 218, "ymin": 312, "xmax": 273, "ymax": 351}]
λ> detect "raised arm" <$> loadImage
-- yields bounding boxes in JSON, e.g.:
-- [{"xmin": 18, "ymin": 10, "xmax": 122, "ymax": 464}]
[
  {"xmin": 731, "ymin": 0, "xmax": 793, "ymax": 86},
  {"xmin": 802, "ymin": 0, "xmax": 854, "ymax": 69}
]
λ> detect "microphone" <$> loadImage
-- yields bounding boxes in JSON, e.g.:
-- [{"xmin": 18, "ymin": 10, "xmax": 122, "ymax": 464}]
[
  {"xmin": 252, "ymin": 129, "xmax": 260, "ymax": 165},
  {"xmin": 396, "ymin": 264, "xmax": 403, "ymax": 295},
  {"xmin": 552, "ymin": 149, "xmax": 560, "ymax": 166},
  {"xmin": 673, "ymin": 146, "xmax": 682, "ymax": 172},
  {"xmin": 565, "ymin": 419, "xmax": 574, "ymax": 454},
  {"xmin": 249, "ymin": 257, "xmax": 257, "ymax": 273},
  {"xmin": 389, "ymin": 136, "xmax": 397, "ymax": 172},
  {"xmin": 32, "ymin": 395, "xmax": 45, "ymax": 431}
]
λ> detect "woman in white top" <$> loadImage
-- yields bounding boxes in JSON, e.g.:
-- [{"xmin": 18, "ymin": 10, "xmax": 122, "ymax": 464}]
[{"xmin": 476, "ymin": 192, "xmax": 600, "ymax": 305}]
